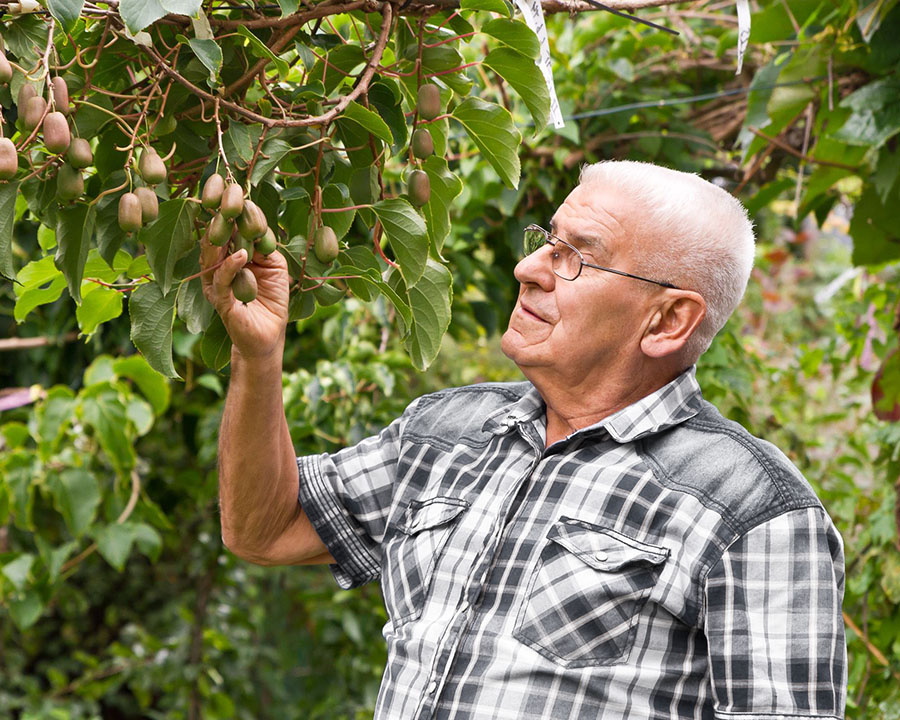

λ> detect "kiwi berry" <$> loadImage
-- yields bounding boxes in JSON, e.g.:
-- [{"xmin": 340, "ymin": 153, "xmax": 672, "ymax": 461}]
[
  {"xmin": 206, "ymin": 212, "xmax": 232, "ymax": 247},
  {"xmin": 42, "ymin": 112, "xmax": 70, "ymax": 154},
  {"xmin": 56, "ymin": 164, "xmax": 84, "ymax": 202},
  {"xmin": 118, "ymin": 192, "xmax": 143, "ymax": 232},
  {"xmin": 201, "ymin": 174, "xmax": 225, "ymax": 209},
  {"xmin": 237, "ymin": 199, "xmax": 267, "ymax": 239},
  {"xmin": 313, "ymin": 225, "xmax": 339, "ymax": 264},
  {"xmin": 17, "ymin": 83, "xmax": 36, "ymax": 110},
  {"xmin": 134, "ymin": 186, "xmax": 159, "ymax": 224},
  {"xmin": 407, "ymin": 169, "xmax": 431, "ymax": 207},
  {"xmin": 417, "ymin": 83, "xmax": 441, "ymax": 121},
  {"xmin": 219, "ymin": 183, "xmax": 244, "ymax": 219},
  {"xmin": 255, "ymin": 227, "xmax": 277, "ymax": 256},
  {"xmin": 138, "ymin": 147, "xmax": 167, "ymax": 185},
  {"xmin": 231, "ymin": 267, "xmax": 258, "ymax": 304},
  {"xmin": 411, "ymin": 128, "xmax": 434, "ymax": 159},
  {"xmin": 51, "ymin": 76, "xmax": 69, "ymax": 115},
  {"xmin": 0, "ymin": 51, "xmax": 12, "ymax": 85},
  {"xmin": 67, "ymin": 137, "xmax": 93, "ymax": 168},
  {"xmin": 0, "ymin": 138, "xmax": 18, "ymax": 180},
  {"xmin": 22, "ymin": 95, "xmax": 47, "ymax": 131}
]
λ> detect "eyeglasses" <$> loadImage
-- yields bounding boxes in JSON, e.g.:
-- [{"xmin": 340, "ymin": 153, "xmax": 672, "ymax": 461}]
[{"xmin": 522, "ymin": 224, "xmax": 680, "ymax": 289}]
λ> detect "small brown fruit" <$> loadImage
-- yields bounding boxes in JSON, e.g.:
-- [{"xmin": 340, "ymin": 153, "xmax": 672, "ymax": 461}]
[
  {"xmin": 0, "ymin": 138, "xmax": 18, "ymax": 180},
  {"xmin": 219, "ymin": 183, "xmax": 244, "ymax": 219},
  {"xmin": 408, "ymin": 170, "xmax": 431, "ymax": 207},
  {"xmin": 17, "ymin": 83, "xmax": 36, "ymax": 109},
  {"xmin": 118, "ymin": 192, "xmax": 143, "ymax": 232},
  {"xmin": 411, "ymin": 128, "xmax": 434, "ymax": 159},
  {"xmin": 313, "ymin": 225, "xmax": 339, "ymax": 264},
  {"xmin": 231, "ymin": 267, "xmax": 258, "ymax": 304},
  {"xmin": 417, "ymin": 83, "xmax": 441, "ymax": 121},
  {"xmin": 255, "ymin": 227, "xmax": 277, "ymax": 256},
  {"xmin": 67, "ymin": 137, "xmax": 93, "ymax": 168},
  {"xmin": 22, "ymin": 95, "xmax": 47, "ymax": 131},
  {"xmin": 42, "ymin": 112, "xmax": 70, "ymax": 154},
  {"xmin": 51, "ymin": 76, "xmax": 69, "ymax": 115},
  {"xmin": 57, "ymin": 164, "xmax": 84, "ymax": 201},
  {"xmin": 206, "ymin": 212, "xmax": 232, "ymax": 247},
  {"xmin": 134, "ymin": 186, "xmax": 159, "ymax": 224},
  {"xmin": 0, "ymin": 51, "xmax": 12, "ymax": 85},
  {"xmin": 201, "ymin": 174, "xmax": 225, "ymax": 209},
  {"xmin": 137, "ymin": 147, "xmax": 167, "ymax": 185},
  {"xmin": 237, "ymin": 199, "xmax": 267, "ymax": 239}
]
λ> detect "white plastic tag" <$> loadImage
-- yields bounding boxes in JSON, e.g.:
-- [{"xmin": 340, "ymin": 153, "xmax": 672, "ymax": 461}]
[
  {"xmin": 513, "ymin": 0, "xmax": 565, "ymax": 129},
  {"xmin": 736, "ymin": 0, "xmax": 751, "ymax": 75}
]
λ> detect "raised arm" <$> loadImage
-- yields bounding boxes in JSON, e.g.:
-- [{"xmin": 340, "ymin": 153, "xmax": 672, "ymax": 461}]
[{"xmin": 201, "ymin": 241, "xmax": 332, "ymax": 566}]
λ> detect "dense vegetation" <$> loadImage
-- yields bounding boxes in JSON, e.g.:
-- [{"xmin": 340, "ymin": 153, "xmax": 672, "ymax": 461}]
[{"xmin": 1, "ymin": 0, "xmax": 899, "ymax": 716}]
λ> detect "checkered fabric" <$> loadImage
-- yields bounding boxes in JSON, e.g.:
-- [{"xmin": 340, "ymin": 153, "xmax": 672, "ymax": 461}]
[{"xmin": 297, "ymin": 369, "xmax": 847, "ymax": 720}]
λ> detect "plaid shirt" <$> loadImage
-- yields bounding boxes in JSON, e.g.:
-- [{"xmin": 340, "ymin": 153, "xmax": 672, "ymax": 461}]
[{"xmin": 298, "ymin": 369, "xmax": 847, "ymax": 719}]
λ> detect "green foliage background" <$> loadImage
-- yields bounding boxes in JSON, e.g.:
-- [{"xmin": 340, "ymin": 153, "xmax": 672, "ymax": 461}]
[{"xmin": 2, "ymin": 0, "xmax": 900, "ymax": 717}]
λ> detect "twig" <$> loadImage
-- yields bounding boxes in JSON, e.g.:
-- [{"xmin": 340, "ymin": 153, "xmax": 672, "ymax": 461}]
[{"xmin": 747, "ymin": 126, "xmax": 860, "ymax": 171}]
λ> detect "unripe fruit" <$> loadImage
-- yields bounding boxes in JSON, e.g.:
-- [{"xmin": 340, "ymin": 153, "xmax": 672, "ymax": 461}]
[
  {"xmin": 411, "ymin": 128, "xmax": 434, "ymax": 159},
  {"xmin": 201, "ymin": 174, "xmax": 225, "ymax": 209},
  {"xmin": 137, "ymin": 147, "xmax": 167, "ymax": 185},
  {"xmin": 219, "ymin": 183, "xmax": 244, "ymax": 219},
  {"xmin": 231, "ymin": 267, "xmax": 258, "ymax": 304},
  {"xmin": 51, "ymin": 76, "xmax": 69, "ymax": 115},
  {"xmin": 17, "ymin": 83, "xmax": 36, "ymax": 109},
  {"xmin": 57, "ymin": 164, "xmax": 84, "ymax": 201},
  {"xmin": 206, "ymin": 212, "xmax": 232, "ymax": 246},
  {"xmin": 0, "ymin": 138, "xmax": 18, "ymax": 180},
  {"xmin": 407, "ymin": 169, "xmax": 431, "ymax": 207},
  {"xmin": 232, "ymin": 233, "xmax": 255, "ymax": 258},
  {"xmin": 42, "ymin": 112, "xmax": 70, "ymax": 154},
  {"xmin": 237, "ymin": 199, "xmax": 267, "ymax": 239},
  {"xmin": 22, "ymin": 95, "xmax": 47, "ymax": 131},
  {"xmin": 313, "ymin": 225, "xmax": 339, "ymax": 264},
  {"xmin": 0, "ymin": 51, "xmax": 12, "ymax": 85},
  {"xmin": 67, "ymin": 137, "xmax": 93, "ymax": 168},
  {"xmin": 255, "ymin": 227, "xmax": 277, "ymax": 256},
  {"xmin": 417, "ymin": 83, "xmax": 441, "ymax": 121},
  {"xmin": 134, "ymin": 186, "xmax": 159, "ymax": 224},
  {"xmin": 118, "ymin": 192, "xmax": 143, "ymax": 231}
]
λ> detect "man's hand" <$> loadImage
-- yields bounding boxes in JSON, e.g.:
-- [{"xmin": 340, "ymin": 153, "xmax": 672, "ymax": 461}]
[{"xmin": 199, "ymin": 238, "xmax": 290, "ymax": 359}]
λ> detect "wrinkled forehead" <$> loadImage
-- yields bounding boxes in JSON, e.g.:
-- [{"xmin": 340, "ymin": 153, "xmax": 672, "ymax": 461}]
[{"xmin": 549, "ymin": 182, "xmax": 640, "ymax": 255}]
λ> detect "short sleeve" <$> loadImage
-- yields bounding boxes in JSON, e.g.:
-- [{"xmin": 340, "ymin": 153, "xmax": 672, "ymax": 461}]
[
  {"xmin": 298, "ymin": 399, "xmax": 421, "ymax": 589},
  {"xmin": 703, "ymin": 506, "xmax": 847, "ymax": 720}
]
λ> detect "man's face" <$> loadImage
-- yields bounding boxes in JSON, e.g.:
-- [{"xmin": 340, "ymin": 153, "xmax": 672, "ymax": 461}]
[{"xmin": 501, "ymin": 183, "xmax": 658, "ymax": 385}]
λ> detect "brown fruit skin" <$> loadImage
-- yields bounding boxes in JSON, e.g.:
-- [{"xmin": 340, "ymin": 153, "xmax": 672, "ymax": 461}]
[
  {"xmin": 219, "ymin": 183, "xmax": 244, "ymax": 219},
  {"xmin": 231, "ymin": 267, "xmax": 258, "ymax": 304},
  {"xmin": 17, "ymin": 83, "xmax": 36, "ymax": 109},
  {"xmin": 0, "ymin": 52, "xmax": 12, "ymax": 85},
  {"xmin": 417, "ymin": 83, "xmax": 441, "ymax": 121},
  {"xmin": 134, "ymin": 186, "xmax": 159, "ymax": 224},
  {"xmin": 0, "ymin": 138, "xmax": 18, "ymax": 180},
  {"xmin": 255, "ymin": 227, "xmax": 277, "ymax": 256},
  {"xmin": 138, "ymin": 147, "xmax": 167, "ymax": 185},
  {"xmin": 206, "ymin": 212, "xmax": 232, "ymax": 247},
  {"xmin": 22, "ymin": 95, "xmax": 47, "ymax": 131},
  {"xmin": 118, "ymin": 192, "xmax": 143, "ymax": 232},
  {"xmin": 57, "ymin": 164, "xmax": 84, "ymax": 201},
  {"xmin": 237, "ymin": 199, "xmax": 267, "ymax": 239},
  {"xmin": 201, "ymin": 174, "xmax": 225, "ymax": 209},
  {"xmin": 411, "ymin": 128, "xmax": 434, "ymax": 159},
  {"xmin": 313, "ymin": 225, "xmax": 339, "ymax": 264},
  {"xmin": 51, "ymin": 76, "xmax": 69, "ymax": 115},
  {"xmin": 42, "ymin": 112, "xmax": 71, "ymax": 154},
  {"xmin": 408, "ymin": 170, "xmax": 431, "ymax": 207},
  {"xmin": 67, "ymin": 137, "xmax": 93, "ymax": 168}
]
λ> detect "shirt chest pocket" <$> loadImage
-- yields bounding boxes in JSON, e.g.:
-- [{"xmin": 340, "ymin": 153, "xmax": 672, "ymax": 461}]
[
  {"xmin": 383, "ymin": 496, "xmax": 469, "ymax": 625},
  {"xmin": 513, "ymin": 518, "xmax": 669, "ymax": 668}
]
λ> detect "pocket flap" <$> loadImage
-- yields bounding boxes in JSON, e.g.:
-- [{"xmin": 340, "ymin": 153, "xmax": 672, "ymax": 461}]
[
  {"xmin": 548, "ymin": 519, "xmax": 669, "ymax": 572},
  {"xmin": 401, "ymin": 497, "xmax": 469, "ymax": 536}
]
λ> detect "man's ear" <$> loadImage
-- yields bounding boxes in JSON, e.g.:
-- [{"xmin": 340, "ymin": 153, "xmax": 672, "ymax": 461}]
[{"xmin": 640, "ymin": 291, "xmax": 707, "ymax": 358}]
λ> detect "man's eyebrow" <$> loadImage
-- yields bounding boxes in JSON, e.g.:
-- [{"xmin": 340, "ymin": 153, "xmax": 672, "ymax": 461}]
[{"xmin": 551, "ymin": 223, "xmax": 606, "ymax": 253}]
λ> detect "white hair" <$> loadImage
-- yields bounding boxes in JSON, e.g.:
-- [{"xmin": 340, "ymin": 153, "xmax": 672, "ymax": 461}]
[{"xmin": 578, "ymin": 160, "xmax": 755, "ymax": 362}]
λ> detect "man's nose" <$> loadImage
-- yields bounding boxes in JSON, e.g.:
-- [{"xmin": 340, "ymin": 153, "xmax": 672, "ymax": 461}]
[{"xmin": 514, "ymin": 245, "xmax": 556, "ymax": 290}]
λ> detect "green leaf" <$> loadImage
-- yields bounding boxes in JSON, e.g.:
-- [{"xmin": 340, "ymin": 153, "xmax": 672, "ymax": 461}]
[
  {"xmin": 176, "ymin": 273, "xmax": 215, "ymax": 335},
  {"xmin": 390, "ymin": 261, "xmax": 453, "ymax": 370},
  {"xmin": 45, "ymin": 0, "xmax": 85, "ymax": 32},
  {"xmin": 850, "ymin": 187, "xmax": 900, "ymax": 266},
  {"xmin": 278, "ymin": 0, "xmax": 299, "ymax": 15},
  {"xmin": 77, "ymin": 286, "xmax": 124, "ymax": 336},
  {"xmin": 482, "ymin": 18, "xmax": 540, "ymax": 58},
  {"xmin": 119, "ymin": 0, "xmax": 202, "ymax": 35},
  {"xmin": 452, "ymin": 98, "xmax": 522, "ymax": 189},
  {"xmin": 421, "ymin": 157, "xmax": 463, "ymax": 257},
  {"xmin": 0, "ymin": 180, "xmax": 19, "ymax": 279},
  {"xmin": 250, "ymin": 137, "xmax": 292, "ymax": 186},
  {"xmin": 338, "ymin": 101, "xmax": 394, "ymax": 146},
  {"xmin": 129, "ymin": 282, "xmax": 180, "ymax": 379},
  {"xmin": 200, "ymin": 314, "xmax": 232, "ymax": 371},
  {"xmin": 13, "ymin": 256, "xmax": 67, "ymax": 322},
  {"xmin": 461, "ymin": 0, "xmax": 511, "ymax": 17},
  {"xmin": 81, "ymin": 386, "xmax": 135, "ymax": 474},
  {"xmin": 2, "ymin": 554, "xmax": 35, "ymax": 590},
  {"xmin": 322, "ymin": 184, "xmax": 356, "ymax": 241},
  {"xmin": 94, "ymin": 523, "xmax": 138, "ymax": 571},
  {"xmin": 113, "ymin": 354, "xmax": 172, "ymax": 415},
  {"xmin": 236, "ymin": 26, "xmax": 290, "ymax": 79},
  {"xmin": 8, "ymin": 589, "xmax": 44, "ymax": 630},
  {"xmin": 188, "ymin": 38, "xmax": 223, "ymax": 86},
  {"xmin": 832, "ymin": 77, "xmax": 900, "ymax": 148},
  {"xmin": 483, "ymin": 47, "xmax": 550, "ymax": 131},
  {"xmin": 54, "ymin": 203, "xmax": 96, "ymax": 305},
  {"xmin": 139, "ymin": 199, "xmax": 199, "ymax": 295},
  {"xmin": 133, "ymin": 523, "xmax": 163, "ymax": 561},
  {"xmin": 49, "ymin": 469, "xmax": 101, "ymax": 539},
  {"xmin": 371, "ymin": 198, "xmax": 429, "ymax": 287}
]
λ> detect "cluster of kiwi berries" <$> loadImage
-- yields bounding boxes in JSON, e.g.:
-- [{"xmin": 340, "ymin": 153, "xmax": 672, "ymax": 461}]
[
  {"xmin": 406, "ymin": 83, "xmax": 440, "ymax": 208},
  {"xmin": 116, "ymin": 148, "xmax": 168, "ymax": 232},
  {"xmin": 0, "ymin": 60, "xmax": 94, "ymax": 196}
]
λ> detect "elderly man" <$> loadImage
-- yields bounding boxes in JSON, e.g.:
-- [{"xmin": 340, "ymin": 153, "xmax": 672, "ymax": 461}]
[{"xmin": 202, "ymin": 160, "xmax": 847, "ymax": 720}]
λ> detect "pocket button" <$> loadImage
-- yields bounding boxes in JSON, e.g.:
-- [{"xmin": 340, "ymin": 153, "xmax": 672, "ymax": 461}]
[{"xmin": 594, "ymin": 551, "xmax": 608, "ymax": 562}]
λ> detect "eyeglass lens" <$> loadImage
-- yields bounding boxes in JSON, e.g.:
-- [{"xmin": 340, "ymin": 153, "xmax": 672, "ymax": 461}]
[{"xmin": 523, "ymin": 227, "xmax": 581, "ymax": 280}]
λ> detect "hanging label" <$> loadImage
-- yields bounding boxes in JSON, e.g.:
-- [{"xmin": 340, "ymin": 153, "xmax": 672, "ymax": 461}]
[
  {"xmin": 735, "ymin": 0, "xmax": 751, "ymax": 75},
  {"xmin": 512, "ymin": 0, "xmax": 565, "ymax": 129}
]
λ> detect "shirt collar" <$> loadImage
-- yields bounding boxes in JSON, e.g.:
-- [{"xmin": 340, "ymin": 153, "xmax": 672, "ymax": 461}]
[{"xmin": 482, "ymin": 368, "xmax": 703, "ymax": 443}]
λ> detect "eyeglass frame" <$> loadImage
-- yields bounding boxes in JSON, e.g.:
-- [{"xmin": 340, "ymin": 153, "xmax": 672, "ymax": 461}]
[{"xmin": 523, "ymin": 224, "xmax": 680, "ymax": 289}]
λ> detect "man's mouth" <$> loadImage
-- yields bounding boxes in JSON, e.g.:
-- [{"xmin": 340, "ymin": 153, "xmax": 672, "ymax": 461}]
[{"xmin": 520, "ymin": 303, "xmax": 548, "ymax": 323}]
